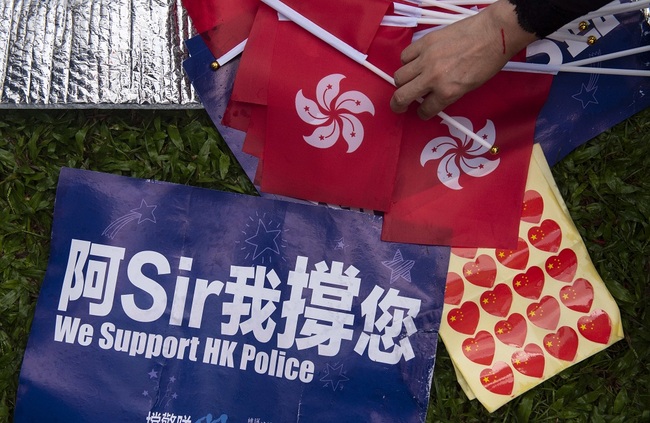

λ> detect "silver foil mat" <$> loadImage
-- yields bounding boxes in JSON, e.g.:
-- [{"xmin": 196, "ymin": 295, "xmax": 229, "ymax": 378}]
[{"xmin": 0, "ymin": 0, "xmax": 201, "ymax": 108}]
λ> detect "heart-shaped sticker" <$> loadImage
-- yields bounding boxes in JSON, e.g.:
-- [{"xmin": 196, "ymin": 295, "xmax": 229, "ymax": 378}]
[
  {"xmin": 462, "ymin": 255, "xmax": 497, "ymax": 288},
  {"xmin": 521, "ymin": 190, "xmax": 544, "ymax": 223},
  {"xmin": 495, "ymin": 237, "xmax": 530, "ymax": 270},
  {"xmin": 543, "ymin": 326, "xmax": 578, "ymax": 361},
  {"xmin": 545, "ymin": 249, "xmax": 578, "ymax": 283},
  {"xmin": 527, "ymin": 295, "xmax": 561, "ymax": 330},
  {"xmin": 480, "ymin": 283, "xmax": 513, "ymax": 317},
  {"xmin": 511, "ymin": 343, "xmax": 545, "ymax": 378},
  {"xmin": 512, "ymin": 266, "xmax": 545, "ymax": 300},
  {"xmin": 560, "ymin": 278, "xmax": 594, "ymax": 313},
  {"xmin": 528, "ymin": 219, "xmax": 562, "ymax": 253},
  {"xmin": 444, "ymin": 272, "xmax": 464, "ymax": 305},
  {"xmin": 494, "ymin": 313, "xmax": 527, "ymax": 348},
  {"xmin": 577, "ymin": 309, "xmax": 612, "ymax": 344},
  {"xmin": 451, "ymin": 247, "xmax": 478, "ymax": 259},
  {"xmin": 480, "ymin": 361, "xmax": 514, "ymax": 396},
  {"xmin": 462, "ymin": 330, "xmax": 495, "ymax": 365},
  {"xmin": 447, "ymin": 301, "xmax": 480, "ymax": 335}
]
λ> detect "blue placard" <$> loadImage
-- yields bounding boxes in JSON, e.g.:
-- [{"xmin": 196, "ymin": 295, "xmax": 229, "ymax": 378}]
[{"xmin": 15, "ymin": 168, "xmax": 449, "ymax": 423}]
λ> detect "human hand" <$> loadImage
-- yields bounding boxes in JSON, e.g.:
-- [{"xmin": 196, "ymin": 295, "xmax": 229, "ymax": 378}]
[{"xmin": 390, "ymin": 0, "xmax": 537, "ymax": 120}]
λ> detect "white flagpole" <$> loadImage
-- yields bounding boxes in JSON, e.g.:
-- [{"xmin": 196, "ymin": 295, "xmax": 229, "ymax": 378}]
[
  {"xmin": 503, "ymin": 61, "xmax": 650, "ymax": 77},
  {"xmin": 567, "ymin": 45, "xmax": 650, "ymax": 66},
  {"xmin": 416, "ymin": 0, "xmax": 478, "ymax": 15},
  {"xmin": 213, "ymin": 39, "xmax": 248, "ymax": 68},
  {"xmin": 260, "ymin": 0, "xmax": 495, "ymax": 151}
]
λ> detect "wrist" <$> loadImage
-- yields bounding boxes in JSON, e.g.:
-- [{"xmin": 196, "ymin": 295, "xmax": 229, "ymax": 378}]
[{"xmin": 484, "ymin": 0, "xmax": 538, "ymax": 58}]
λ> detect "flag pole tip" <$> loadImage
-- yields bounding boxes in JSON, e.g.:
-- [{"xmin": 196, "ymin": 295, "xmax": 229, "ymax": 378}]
[
  {"xmin": 587, "ymin": 35, "xmax": 598, "ymax": 45},
  {"xmin": 490, "ymin": 146, "xmax": 500, "ymax": 155},
  {"xmin": 210, "ymin": 61, "xmax": 220, "ymax": 71},
  {"xmin": 579, "ymin": 21, "xmax": 589, "ymax": 31}
]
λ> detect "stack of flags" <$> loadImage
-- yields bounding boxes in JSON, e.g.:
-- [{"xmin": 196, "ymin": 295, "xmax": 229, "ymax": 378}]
[{"xmin": 180, "ymin": 0, "xmax": 647, "ymax": 412}]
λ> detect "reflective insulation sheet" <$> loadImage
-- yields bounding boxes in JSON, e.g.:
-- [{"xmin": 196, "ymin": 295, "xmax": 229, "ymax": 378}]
[{"xmin": 0, "ymin": 0, "xmax": 201, "ymax": 108}]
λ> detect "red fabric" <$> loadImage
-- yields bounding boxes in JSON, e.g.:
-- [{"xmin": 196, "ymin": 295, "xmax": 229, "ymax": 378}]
[
  {"xmin": 182, "ymin": 0, "xmax": 259, "ymax": 58},
  {"xmin": 381, "ymin": 70, "xmax": 554, "ymax": 248},
  {"xmin": 230, "ymin": 5, "xmax": 279, "ymax": 106},
  {"xmin": 224, "ymin": 4, "xmax": 278, "ymax": 135},
  {"xmin": 259, "ymin": 21, "xmax": 406, "ymax": 211},
  {"xmin": 222, "ymin": 100, "xmax": 252, "ymax": 133},
  {"xmin": 242, "ymin": 105, "xmax": 267, "ymax": 157},
  {"xmin": 366, "ymin": 25, "xmax": 415, "ymax": 75},
  {"xmin": 281, "ymin": 0, "xmax": 390, "ymax": 53}
]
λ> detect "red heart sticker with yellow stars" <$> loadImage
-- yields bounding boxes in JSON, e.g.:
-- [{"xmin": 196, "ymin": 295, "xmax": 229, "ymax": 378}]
[
  {"xmin": 512, "ymin": 265, "xmax": 545, "ymax": 300},
  {"xmin": 444, "ymin": 272, "xmax": 465, "ymax": 305},
  {"xmin": 528, "ymin": 219, "xmax": 562, "ymax": 253},
  {"xmin": 560, "ymin": 278, "xmax": 594, "ymax": 313},
  {"xmin": 494, "ymin": 313, "xmax": 527, "ymax": 348},
  {"xmin": 480, "ymin": 283, "xmax": 513, "ymax": 317},
  {"xmin": 462, "ymin": 255, "xmax": 497, "ymax": 288},
  {"xmin": 462, "ymin": 330, "xmax": 495, "ymax": 365},
  {"xmin": 447, "ymin": 301, "xmax": 480, "ymax": 335},
  {"xmin": 451, "ymin": 247, "xmax": 478, "ymax": 259},
  {"xmin": 545, "ymin": 249, "xmax": 578, "ymax": 282},
  {"xmin": 480, "ymin": 361, "xmax": 514, "ymax": 396},
  {"xmin": 543, "ymin": 326, "xmax": 578, "ymax": 361},
  {"xmin": 577, "ymin": 309, "xmax": 612, "ymax": 344},
  {"xmin": 521, "ymin": 190, "xmax": 544, "ymax": 223},
  {"xmin": 495, "ymin": 237, "xmax": 530, "ymax": 270},
  {"xmin": 526, "ymin": 295, "xmax": 561, "ymax": 330},
  {"xmin": 511, "ymin": 343, "xmax": 545, "ymax": 378}
]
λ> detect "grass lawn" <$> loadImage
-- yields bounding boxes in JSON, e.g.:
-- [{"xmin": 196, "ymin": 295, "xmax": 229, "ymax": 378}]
[{"xmin": 0, "ymin": 108, "xmax": 648, "ymax": 422}]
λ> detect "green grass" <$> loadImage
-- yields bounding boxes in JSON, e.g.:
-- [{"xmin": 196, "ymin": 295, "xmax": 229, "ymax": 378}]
[{"xmin": 0, "ymin": 108, "xmax": 648, "ymax": 422}]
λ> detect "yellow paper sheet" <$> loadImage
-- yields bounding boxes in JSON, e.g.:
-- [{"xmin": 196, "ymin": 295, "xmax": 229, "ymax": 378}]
[{"xmin": 439, "ymin": 144, "xmax": 624, "ymax": 412}]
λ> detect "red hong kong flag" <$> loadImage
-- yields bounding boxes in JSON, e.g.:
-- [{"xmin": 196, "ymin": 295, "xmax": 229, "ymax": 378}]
[
  {"xmin": 259, "ymin": 21, "xmax": 407, "ymax": 211},
  {"xmin": 381, "ymin": 69, "xmax": 554, "ymax": 248},
  {"xmin": 182, "ymin": 0, "xmax": 259, "ymax": 59},
  {"xmin": 281, "ymin": 0, "xmax": 391, "ymax": 54}
]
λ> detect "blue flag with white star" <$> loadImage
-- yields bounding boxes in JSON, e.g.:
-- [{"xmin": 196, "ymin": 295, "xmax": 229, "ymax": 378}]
[
  {"xmin": 14, "ymin": 168, "xmax": 449, "ymax": 423},
  {"xmin": 533, "ymin": 9, "xmax": 650, "ymax": 165}
]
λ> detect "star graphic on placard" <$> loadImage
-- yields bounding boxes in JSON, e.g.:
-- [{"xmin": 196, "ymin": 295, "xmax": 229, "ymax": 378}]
[
  {"xmin": 148, "ymin": 369, "xmax": 158, "ymax": 379},
  {"xmin": 236, "ymin": 213, "xmax": 288, "ymax": 264},
  {"xmin": 102, "ymin": 199, "xmax": 158, "ymax": 238},
  {"xmin": 572, "ymin": 83, "xmax": 599, "ymax": 109},
  {"xmin": 245, "ymin": 219, "xmax": 282, "ymax": 259},
  {"xmin": 320, "ymin": 363, "xmax": 350, "ymax": 391},
  {"xmin": 132, "ymin": 199, "xmax": 157, "ymax": 223},
  {"xmin": 382, "ymin": 250, "xmax": 415, "ymax": 284},
  {"xmin": 334, "ymin": 237, "xmax": 346, "ymax": 250}
]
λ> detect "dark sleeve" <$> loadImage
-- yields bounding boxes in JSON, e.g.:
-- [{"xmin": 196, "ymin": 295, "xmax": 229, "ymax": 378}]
[{"xmin": 508, "ymin": 0, "xmax": 614, "ymax": 38}]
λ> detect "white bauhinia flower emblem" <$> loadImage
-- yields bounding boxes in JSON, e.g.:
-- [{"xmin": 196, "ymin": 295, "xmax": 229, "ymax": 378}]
[
  {"xmin": 420, "ymin": 117, "xmax": 501, "ymax": 190},
  {"xmin": 295, "ymin": 73, "xmax": 375, "ymax": 153}
]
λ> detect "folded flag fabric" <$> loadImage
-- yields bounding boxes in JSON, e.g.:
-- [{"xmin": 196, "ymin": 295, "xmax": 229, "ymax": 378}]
[
  {"xmin": 181, "ymin": 0, "xmax": 258, "ymax": 58},
  {"xmin": 381, "ymin": 68, "xmax": 554, "ymax": 248},
  {"xmin": 438, "ymin": 144, "xmax": 624, "ymax": 412},
  {"xmin": 15, "ymin": 167, "xmax": 450, "ymax": 422}
]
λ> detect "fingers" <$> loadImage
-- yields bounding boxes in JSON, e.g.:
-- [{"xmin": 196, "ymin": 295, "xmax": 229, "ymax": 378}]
[
  {"xmin": 416, "ymin": 89, "xmax": 461, "ymax": 120},
  {"xmin": 390, "ymin": 62, "xmax": 428, "ymax": 114}
]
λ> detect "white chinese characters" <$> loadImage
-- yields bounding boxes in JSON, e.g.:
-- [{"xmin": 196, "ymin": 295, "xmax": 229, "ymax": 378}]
[{"xmin": 58, "ymin": 239, "xmax": 423, "ymax": 365}]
